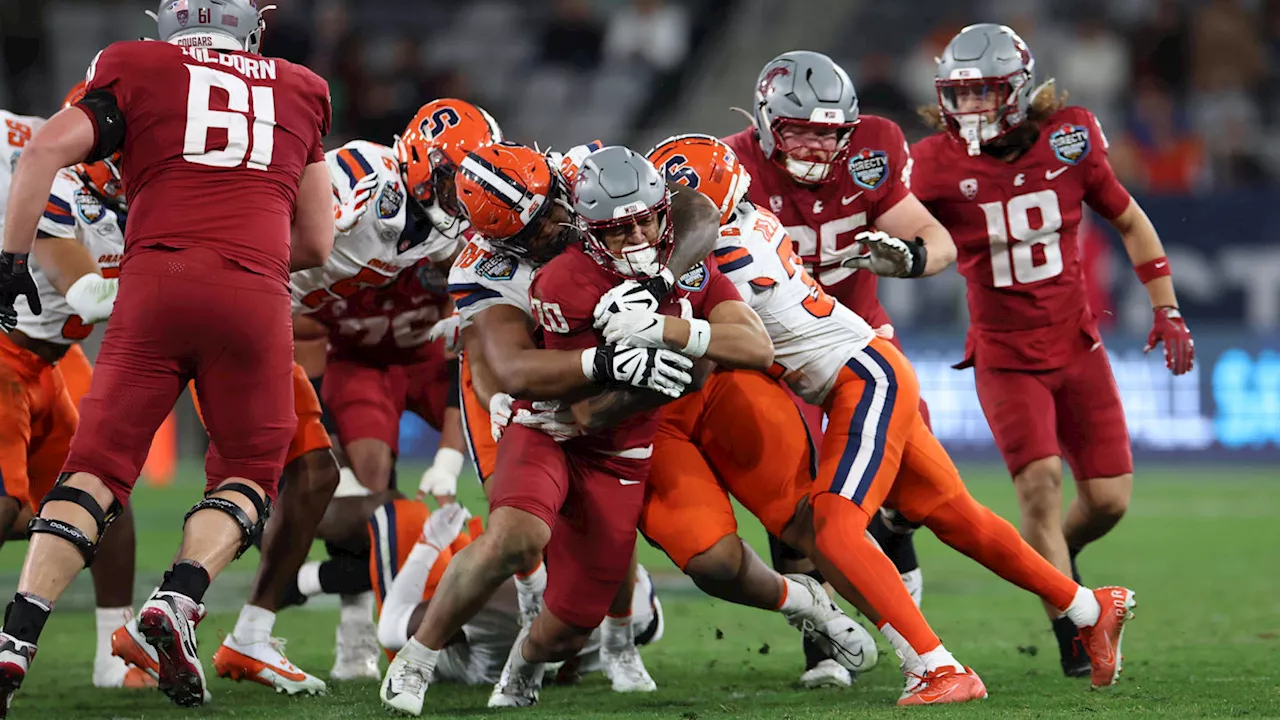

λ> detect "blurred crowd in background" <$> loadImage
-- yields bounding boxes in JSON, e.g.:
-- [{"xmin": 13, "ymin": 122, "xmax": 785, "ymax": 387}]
[{"xmin": 4, "ymin": 0, "xmax": 1280, "ymax": 193}]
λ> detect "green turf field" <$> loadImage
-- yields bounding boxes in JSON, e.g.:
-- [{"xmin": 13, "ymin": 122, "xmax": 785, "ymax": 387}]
[{"xmin": 2, "ymin": 462, "xmax": 1278, "ymax": 718}]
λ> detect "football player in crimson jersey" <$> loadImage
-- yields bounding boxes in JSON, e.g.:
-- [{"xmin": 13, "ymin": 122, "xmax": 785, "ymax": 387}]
[
  {"xmin": 721, "ymin": 49, "xmax": 954, "ymax": 682},
  {"xmin": 910, "ymin": 23, "xmax": 1193, "ymax": 678},
  {"xmin": 380, "ymin": 144, "xmax": 760, "ymax": 715},
  {"xmin": 0, "ymin": 1, "xmax": 334, "ymax": 710}
]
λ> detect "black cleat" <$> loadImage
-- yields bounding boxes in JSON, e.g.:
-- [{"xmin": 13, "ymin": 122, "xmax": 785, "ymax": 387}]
[{"xmin": 1052, "ymin": 615, "xmax": 1091, "ymax": 677}]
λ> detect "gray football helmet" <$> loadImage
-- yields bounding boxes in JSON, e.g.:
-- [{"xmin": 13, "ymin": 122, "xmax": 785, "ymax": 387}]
[
  {"xmin": 572, "ymin": 146, "xmax": 673, "ymax": 278},
  {"xmin": 935, "ymin": 23, "xmax": 1036, "ymax": 156},
  {"xmin": 151, "ymin": 0, "xmax": 272, "ymax": 54},
  {"xmin": 751, "ymin": 50, "xmax": 859, "ymax": 184}
]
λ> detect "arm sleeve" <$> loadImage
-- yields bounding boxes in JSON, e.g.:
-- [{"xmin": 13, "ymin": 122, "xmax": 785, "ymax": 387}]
[
  {"xmin": 1081, "ymin": 111, "xmax": 1132, "ymax": 220},
  {"xmin": 77, "ymin": 46, "xmax": 129, "ymax": 162}
]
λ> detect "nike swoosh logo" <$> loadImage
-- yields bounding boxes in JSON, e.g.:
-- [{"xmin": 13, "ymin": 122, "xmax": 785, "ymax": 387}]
[
  {"xmin": 1154, "ymin": 262, "xmax": 1166, "ymax": 269},
  {"xmin": 619, "ymin": 479, "xmax": 642, "ymax": 486},
  {"xmin": 1045, "ymin": 167, "xmax": 1068, "ymax": 180},
  {"xmin": 841, "ymin": 192, "xmax": 864, "ymax": 205}
]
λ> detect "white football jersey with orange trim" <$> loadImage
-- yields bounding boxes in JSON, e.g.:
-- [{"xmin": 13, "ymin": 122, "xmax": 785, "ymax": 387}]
[
  {"xmin": 713, "ymin": 202, "xmax": 874, "ymax": 404},
  {"xmin": 293, "ymin": 140, "xmax": 464, "ymax": 315},
  {"xmin": 12, "ymin": 168, "xmax": 125, "ymax": 345},
  {"xmin": 0, "ymin": 110, "xmax": 45, "ymax": 236},
  {"xmin": 446, "ymin": 236, "xmax": 537, "ymax": 327}
]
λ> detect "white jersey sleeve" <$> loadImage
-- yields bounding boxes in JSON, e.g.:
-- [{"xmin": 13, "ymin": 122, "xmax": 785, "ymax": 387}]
[
  {"xmin": 714, "ymin": 203, "xmax": 875, "ymax": 404},
  {"xmin": 0, "ymin": 110, "xmax": 45, "ymax": 238},
  {"xmin": 14, "ymin": 169, "xmax": 126, "ymax": 344},
  {"xmin": 295, "ymin": 140, "xmax": 461, "ymax": 313},
  {"xmin": 447, "ymin": 237, "xmax": 537, "ymax": 328}
]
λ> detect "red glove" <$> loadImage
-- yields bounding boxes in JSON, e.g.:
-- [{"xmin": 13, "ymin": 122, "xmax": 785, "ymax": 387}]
[{"xmin": 1144, "ymin": 306, "xmax": 1194, "ymax": 375}]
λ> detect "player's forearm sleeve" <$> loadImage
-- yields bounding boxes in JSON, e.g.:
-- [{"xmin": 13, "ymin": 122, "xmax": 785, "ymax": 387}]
[{"xmin": 74, "ymin": 90, "xmax": 126, "ymax": 162}]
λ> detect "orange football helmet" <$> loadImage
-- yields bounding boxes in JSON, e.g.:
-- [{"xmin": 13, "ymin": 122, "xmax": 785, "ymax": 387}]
[
  {"xmin": 396, "ymin": 99, "xmax": 502, "ymax": 218},
  {"xmin": 456, "ymin": 142, "xmax": 576, "ymax": 263},
  {"xmin": 647, "ymin": 134, "xmax": 751, "ymax": 224},
  {"xmin": 62, "ymin": 81, "xmax": 125, "ymax": 207}
]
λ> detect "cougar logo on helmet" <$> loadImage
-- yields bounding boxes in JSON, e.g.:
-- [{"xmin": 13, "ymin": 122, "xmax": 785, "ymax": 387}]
[
  {"xmin": 150, "ymin": 0, "xmax": 270, "ymax": 54},
  {"xmin": 751, "ymin": 51, "xmax": 859, "ymax": 185}
]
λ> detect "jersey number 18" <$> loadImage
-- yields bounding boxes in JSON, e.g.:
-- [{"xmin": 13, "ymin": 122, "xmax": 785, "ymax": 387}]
[{"xmin": 979, "ymin": 189, "xmax": 1064, "ymax": 288}]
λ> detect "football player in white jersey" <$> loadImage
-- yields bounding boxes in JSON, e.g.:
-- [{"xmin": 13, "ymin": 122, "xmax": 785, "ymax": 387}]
[
  {"xmin": 0, "ymin": 96, "xmax": 153, "ymax": 689},
  {"xmin": 634, "ymin": 134, "xmax": 1138, "ymax": 706}
]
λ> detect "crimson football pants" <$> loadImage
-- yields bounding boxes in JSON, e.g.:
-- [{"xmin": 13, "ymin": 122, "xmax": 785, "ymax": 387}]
[{"xmin": 63, "ymin": 246, "xmax": 294, "ymax": 505}]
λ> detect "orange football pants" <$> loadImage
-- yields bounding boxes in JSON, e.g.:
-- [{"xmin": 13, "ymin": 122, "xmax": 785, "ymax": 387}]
[
  {"xmin": 0, "ymin": 334, "xmax": 79, "ymax": 511},
  {"xmin": 191, "ymin": 362, "xmax": 332, "ymax": 468},
  {"xmin": 643, "ymin": 369, "xmax": 814, "ymax": 570},
  {"xmin": 811, "ymin": 337, "xmax": 1078, "ymax": 654},
  {"xmin": 458, "ymin": 354, "xmax": 498, "ymax": 482}
]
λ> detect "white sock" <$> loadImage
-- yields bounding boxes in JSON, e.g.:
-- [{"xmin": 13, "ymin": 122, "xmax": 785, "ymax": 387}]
[
  {"xmin": 95, "ymin": 607, "xmax": 131, "ymax": 664},
  {"xmin": 377, "ymin": 543, "xmax": 442, "ymax": 651},
  {"xmin": 502, "ymin": 631, "xmax": 545, "ymax": 685},
  {"xmin": 398, "ymin": 636, "xmax": 440, "ymax": 675},
  {"xmin": 777, "ymin": 576, "xmax": 811, "ymax": 615},
  {"xmin": 232, "ymin": 604, "xmax": 276, "ymax": 645},
  {"xmin": 1065, "ymin": 586, "xmax": 1101, "ymax": 628},
  {"xmin": 919, "ymin": 646, "xmax": 963, "ymax": 674},
  {"xmin": 340, "ymin": 591, "xmax": 374, "ymax": 626},
  {"xmin": 602, "ymin": 613, "xmax": 634, "ymax": 652},
  {"xmin": 878, "ymin": 622, "xmax": 923, "ymax": 672},
  {"xmin": 515, "ymin": 562, "xmax": 546, "ymax": 616},
  {"xmin": 297, "ymin": 561, "xmax": 323, "ymax": 597}
]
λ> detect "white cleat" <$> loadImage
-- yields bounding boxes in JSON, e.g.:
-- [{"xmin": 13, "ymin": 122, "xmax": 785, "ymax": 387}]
[
  {"xmin": 783, "ymin": 574, "xmax": 879, "ymax": 674},
  {"xmin": 601, "ymin": 642, "xmax": 656, "ymax": 693},
  {"xmin": 0, "ymin": 633, "xmax": 36, "ymax": 718},
  {"xmin": 330, "ymin": 620, "xmax": 381, "ymax": 681},
  {"xmin": 380, "ymin": 650, "xmax": 431, "ymax": 716},
  {"xmin": 488, "ymin": 629, "xmax": 545, "ymax": 708},
  {"xmin": 213, "ymin": 635, "xmax": 327, "ymax": 695},
  {"xmin": 136, "ymin": 591, "xmax": 210, "ymax": 708},
  {"xmin": 800, "ymin": 658, "xmax": 853, "ymax": 689},
  {"xmin": 901, "ymin": 568, "xmax": 923, "ymax": 608}
]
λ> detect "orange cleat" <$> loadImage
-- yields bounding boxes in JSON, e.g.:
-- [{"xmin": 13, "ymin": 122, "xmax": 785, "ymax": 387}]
[
  {"xmin": 897, "ymin": 666, "xmax": 987, "ymax": 706},
  {"xmin": 212, "ymin": 636, "xmax": 327, "ymax": 696},
  {"xmin": 111, "ymin": 623, "xmax": 159, "ymax": 681},
  {"xmin": 1078, "ymin": 586, "xmax": 1137, "ymax": 688},
  {"xmin": 122, "ymin": 667, "xmax": 158, "ymax": 689}
]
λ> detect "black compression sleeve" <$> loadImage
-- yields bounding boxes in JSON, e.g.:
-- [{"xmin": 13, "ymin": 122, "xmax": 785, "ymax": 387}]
[{"xmin": 75, "ymin": 90, "xmax": 125, "ymax": 162}]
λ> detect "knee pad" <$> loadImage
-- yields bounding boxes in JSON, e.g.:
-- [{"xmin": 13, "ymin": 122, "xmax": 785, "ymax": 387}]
[
  {"xmin": 184, "ymin": 482, "xmax": 272, "ymax": 559},
  {"xmin": 28, "ymin": 473, "xmax": 124, "ymax": 567}
]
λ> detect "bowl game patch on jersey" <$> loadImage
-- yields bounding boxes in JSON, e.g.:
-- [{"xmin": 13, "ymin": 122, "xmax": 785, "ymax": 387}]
[
  {"xmin": 1049, "ymin": 124, "xmax": 1090, "ymax": 165},
  {"xmin": 677, "ymin": 263, "xmax": 708, "ymax": 291},
  {"xmin": 847, "ymin": 148, "xmax": 890, "ymax": 190},
  {"xmin": 476, "ymin": 253, "xmax": 517, "ymax": 282},
  {"xmin": 377, "ymin": 180, "xmax": 404, "ymax": 219}
]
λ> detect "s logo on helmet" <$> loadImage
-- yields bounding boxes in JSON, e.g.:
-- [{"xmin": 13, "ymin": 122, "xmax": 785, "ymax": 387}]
[
  {"xmin": 423, "ymin": 107, "xmax": 461, "ymax": 139},
  {"xmin": 660, "ymin": 155, "xmax": 700, "ymax": 190},
  {"xmin": 1049, "ymin": 124, "xmax": 1090, "ymax": 165},
  {"xmin": 848, "ymin": 148, "xmax": 889, "ymax": 190}
]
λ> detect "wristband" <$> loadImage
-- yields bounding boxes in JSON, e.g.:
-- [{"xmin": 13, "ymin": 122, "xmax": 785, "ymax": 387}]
[
  {"xmin": 581, "ymin": 347, "xmax": 598, "ymax": 380},
  {"xmin": 1135, "ymin": 256, "xmax": 1171, "ymax": 284},
  {"xmin": 905, "ymin": 238, "xmax": 928, "ymax": 278},
  {"xmin": 682, "ymin": 318, "xmax": 711, "ymax": 358}
]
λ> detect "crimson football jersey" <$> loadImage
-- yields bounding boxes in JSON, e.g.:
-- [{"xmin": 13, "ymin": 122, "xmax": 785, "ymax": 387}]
[
  {"xmin": 81, "ymin": 41, "xmax": 331, "ymax": 284},
  {"xmin": 312, "ymin": 258, "xmax": 451, "ymax": 366},
  {"xmin": 911, "ymin": 107, "xmax": 1132, "ymax": 371},
  {"xmin": 530, "ymin": 245, "xmax": 741, "ymax": 454},
  {"xmin": 722, "ymin": 115, "xmax": 912, "ymax": 329}
]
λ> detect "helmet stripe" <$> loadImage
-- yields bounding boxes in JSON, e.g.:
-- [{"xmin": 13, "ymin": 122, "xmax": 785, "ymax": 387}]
[{"xmin": 459, "ymin": 155, "xmax": 531, "ymax": 208}]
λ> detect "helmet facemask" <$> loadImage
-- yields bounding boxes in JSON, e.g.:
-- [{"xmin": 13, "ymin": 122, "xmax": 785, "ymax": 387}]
[
  {"xmin": 488, "ymin": 175, "xmax": 579, "ymax": 265},
  {"xmin": 768, "ymin": 116, "xmax": 858, "ymax": 184},
  {"xmin": 581, "ymin": 194, "xmax": 675, "ymax": 279},
  {"xmin": 937, "ymin": 70, "xmax": 1031, "ymax": 156}
]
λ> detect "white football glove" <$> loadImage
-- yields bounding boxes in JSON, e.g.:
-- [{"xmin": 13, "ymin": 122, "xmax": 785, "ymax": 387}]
[
  {"xmin": 489, "ymin": 392, "xmax": 514, "ymax": 442},
  {"xmin": 583, "ymin": 344, "xmax": 693, "ymax": 398},
  {"xmin": 842, "ymin": 230, "xmax": 924, "ymax": 278},
  {"xmin": 602, "ymin": 310, "xmax": 667, "ymax": 349},
  {"xmin": 429, "ymin": 313, "xmax": 463, "ymax": 355},
  {"xmin": 512, "ymin": 401, "xmax": 584, "ymax": 442},
  {"xmin": 417, "ymin": 447, "xmax": 464, "ymax": 502},
  {"xmin": 592, "ymin": 268, "xmax": 675, "ymax": 329},
  {"xmin": 333, "ymin": 174, "xmax": 380, "ymax": 234},
  {"xmin": 419, "ymin": 503, "xmax": 471, "ymax": 551}
]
